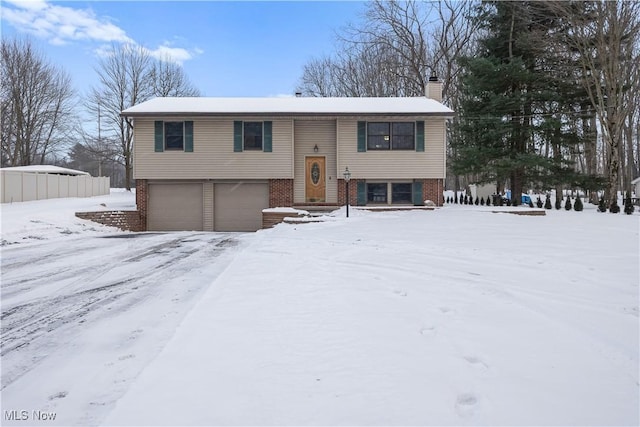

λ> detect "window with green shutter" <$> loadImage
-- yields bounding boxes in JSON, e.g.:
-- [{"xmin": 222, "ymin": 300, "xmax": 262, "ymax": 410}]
[
  {"xmin": 416, "ymin": 121, "xmax": 425, "ymax": 152},
  {"xmin": 154, "ymin": 121, "xmax": 164, "ymax": 152},
  {"xmin": 184, "ymin": 121, "xmax": 193, "ymax": 152},
  {"xmin": 155, "ymin": 121, "xmax": 193, "ymax": 152},
  {"xmin": 234, "ymin": 121, "xmax": 272, "ymax": 152},
  {"xmin": 357, "ymin": 181, "xmax": 367, "ymax": 206},
  {"xmin": 357, "ymin": 121, "xmax": 367, "ymax": 152}
]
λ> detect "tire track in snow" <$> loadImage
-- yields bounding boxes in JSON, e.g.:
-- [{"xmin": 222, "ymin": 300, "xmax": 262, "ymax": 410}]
[{"xmin": 0, "ymin": 233, "xmax": 237, "ymax": 390}]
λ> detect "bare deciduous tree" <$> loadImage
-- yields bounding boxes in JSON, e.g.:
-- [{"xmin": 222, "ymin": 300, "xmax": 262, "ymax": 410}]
[
  {"xmin": 550, "ymin": 1, "xmax": 640, "ymax": 206},
  {"xmin": 147, "ymin": 55, "xmax": 200, "ymax": 97},
  {"xmin": 87, "ymin": 45, "xmax": 202, "ymax": 190},
  {"xmin": 1, "ymin": 37, "xmax": 76, "ymax": 167}
]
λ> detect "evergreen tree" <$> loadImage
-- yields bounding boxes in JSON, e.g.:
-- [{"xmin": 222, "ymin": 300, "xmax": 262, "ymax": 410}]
[
  {"xmin": 528, "ymin": 199, "xmax": 534, "ymax": 208},
  {"xmin": 624, "ymin": 192, "xmax": 635, "ymax": 214},
  {"xmin": 475, "ymin": 196, "xmax": 479, "ymax": 205},
  {"xmin": 480, "ymin": 196, "xmax": 485, "ymax": 206},
  {"xmin": 610, "ymin": 201, "xmax": 620, "ymax": 214},
  {"xmin": 454, "ymin": 192, "xmax": 458, "ymax": 204},
  {"xmin": 565, "ymin": 197, "xmax": 572, "ymax": 210},
  {"xmin": 486, "ymin": 195, "xmax": 491, "ymax": 206},
  {"xmin": 555, "ymin": 198, "xmax": 562, "ymax": 210},
  {"xmin": 598, "ymin": 196, "xmax": 607, "ymax": 212},
  {"xmin": 536, "ymin": 196, "xmax": 543, "ymax": 208},
  {"xmin": 544, "ymin": 194, "xmax": 552, "ymax": 209},
  {"xmin": 574, "ymin": 194, "xmax": 583, "ymax": 211}
]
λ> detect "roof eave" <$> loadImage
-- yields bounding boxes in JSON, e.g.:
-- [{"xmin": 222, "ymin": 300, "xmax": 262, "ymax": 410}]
[{"xmin": 120, "ymin": 111, "xmax": 455, "ymax": 118}]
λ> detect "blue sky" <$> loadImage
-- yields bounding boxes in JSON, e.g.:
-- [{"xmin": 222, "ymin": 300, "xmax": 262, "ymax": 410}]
[{"xmin": 1, "ymin": 0, "xmax": 365, "ymax": 97}]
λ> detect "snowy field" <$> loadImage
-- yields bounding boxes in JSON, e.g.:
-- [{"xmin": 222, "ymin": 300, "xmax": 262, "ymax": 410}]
[{"xmin": 1, "ymin": 191, "xmax": 639, "ymax": 426}]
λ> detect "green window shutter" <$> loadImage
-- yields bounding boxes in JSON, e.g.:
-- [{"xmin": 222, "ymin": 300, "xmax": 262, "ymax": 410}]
[
  {"xmin": 154, "ymin": 121, "xmax": 164, "ymax": 152},
  {"xmin": 233, "ymin": 121, "xmax": 243, "ymax": 152},
  {"xmin": 357, "ymin": 121, "xmax": 367, "ymax": 152},
  {"xmin": 263, "ymin": 121, "xmax": 272, "ymax": 152},
  {"xmin": 413, "ymin": 181, "xmax": 424, "ymax": 206},
  {"xmin": 184, "ymin": 121, "xmax": 193, "ymax": 152},
  {"xmin": 416, "ymin": 121, "xmax": 425, "ymax": 152},
  {"xmin": 357, "ymin": 181, "xmax": 366, "ymax": 206}
]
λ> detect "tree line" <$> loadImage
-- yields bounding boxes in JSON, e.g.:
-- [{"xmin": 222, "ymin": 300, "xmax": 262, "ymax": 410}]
[
  {"xmin": 1, "ymin": 39, "xmax": 199, "ymax": 189},
  {"xmin": 298, "ymin": 0, "xmax": 640, "ymax": 210}
]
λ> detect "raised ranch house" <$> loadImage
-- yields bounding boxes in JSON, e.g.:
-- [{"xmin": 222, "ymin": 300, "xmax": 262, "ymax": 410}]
[{"xmin": 122, "ymin": 79, "xmax": 453, "ymax": 232}]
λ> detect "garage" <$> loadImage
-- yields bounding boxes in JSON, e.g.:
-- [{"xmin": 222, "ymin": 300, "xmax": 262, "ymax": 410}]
[
  {"xmin": 148, "ymin": 183, "xmax": 203, "ymax": 231},
  {"xmin": 214, "ymin": 182, "xmax": 269, "ymax": 231}
]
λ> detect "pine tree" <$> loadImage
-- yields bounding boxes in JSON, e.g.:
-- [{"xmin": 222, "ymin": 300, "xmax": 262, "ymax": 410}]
[
  {"xmin": 610, "ymin": 201, "xmax": 620, "ymax": 213},
  {"xmin": 480, "ymin": 196, "xmax": 485, "ymax": 206},
  {"xmin": 544, "ymin": 195, "xmax": 552, "ymax": 209},
  {"xmin": 565, "ymin": 196, "xmax": 572, "ymax": 210},
  {"xmin": 598, "ymin": 196, "xmax": 607, "ymax": 212},
  {"xmin": 528, "ymin": 199, "xmax": 534, "ymax": 208},
  {"xmin": 486, "ymin": 195, "xmax": 491, "ymax": 206},
  {"xmin": 536, "ymin": 196, "xmax": 543, "ymax": 208},
  {"xmin": 475, "ymin": 196, "xmax": 479, "ymax": 205},
  {"xmin": 454, "ymin": 192, "xmax": 458, "ymax": 204},
  {"xmin": 622, "ymin": 191, "xmax": 634, "ymax": 214},
  {"xmin": 574, "ymin": 194, "xmax": 583, "ymax": 211},
  {"xmin": 555, "ymin": 199, "xmax": 562, "ymax": 210}
]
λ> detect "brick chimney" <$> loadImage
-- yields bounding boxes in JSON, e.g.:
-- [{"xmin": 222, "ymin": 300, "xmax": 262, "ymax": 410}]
[{"xmin": 426, "ymin": 71, "xmax": 442, "ymax": 103}]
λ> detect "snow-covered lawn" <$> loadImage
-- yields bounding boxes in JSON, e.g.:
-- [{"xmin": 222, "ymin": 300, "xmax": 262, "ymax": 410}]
[{"xmin": 2, "ymin": 192, "xmax": 639, "ymax": 426}]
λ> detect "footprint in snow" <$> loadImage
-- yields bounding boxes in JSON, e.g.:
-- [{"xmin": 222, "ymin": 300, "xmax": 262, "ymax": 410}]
[
  {"xmin": 455, "ymin": 393, "xmax": 478, "ymax": 417},
  {"xmin": 48, "ymin": 391, "xmax": 68, "ymax": 400},
  {"xmin": 464, "ymin": 356, "xmax": 488, "ymax": 370},
  {"xmin": 420, "ymin": 326, "xmax": 437, "ymax": 337},
  {"xmin": 439, "ymin": 307, "xmax": 454, "ymax": 315},
  {"xmin": 118, "ymin": 354, "xmax": 135, "ymax": 361}
]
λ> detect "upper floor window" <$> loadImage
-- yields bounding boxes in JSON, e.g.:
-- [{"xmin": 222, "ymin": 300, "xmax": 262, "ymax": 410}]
[
  {"xmin": 243, "ymin": 122, "xmax": 263, "ymax": 150},
  {"xmin": 164, "ymin": 122, "xmax": 184, "ymax": 150},
  {"xmin": 367, "ymin": 122, "xmax": 415, "ymax": 150},
  {"xmin": 154, "ymin": 120, "xmax": 193, "ymax": 152}
]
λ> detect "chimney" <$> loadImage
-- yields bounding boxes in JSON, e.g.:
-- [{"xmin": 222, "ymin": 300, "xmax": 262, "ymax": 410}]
[{"xmin": 426, "ymin": 71, "xmax": 442, "ymax": 103}]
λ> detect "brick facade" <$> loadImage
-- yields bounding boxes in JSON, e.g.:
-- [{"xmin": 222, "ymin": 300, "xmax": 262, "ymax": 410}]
[
  {"xmin": 337, "ymin": 179, "xmax": 363, "ymax": 206},
  {"xmin": 269, "ymin": 179, "xmax": 294, "ymax": 208},
  {"xmin": 421, "ymin": 178, "xmax": 444, "ymax": 206},
  {"xmin": 136, "ymin": 179, "xmax": 148, "ymax": 231}
]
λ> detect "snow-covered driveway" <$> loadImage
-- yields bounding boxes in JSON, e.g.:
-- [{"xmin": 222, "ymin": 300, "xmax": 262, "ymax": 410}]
[{"xmin": 1, "ymin": 193, "xmax": 246, "ymax": 425}]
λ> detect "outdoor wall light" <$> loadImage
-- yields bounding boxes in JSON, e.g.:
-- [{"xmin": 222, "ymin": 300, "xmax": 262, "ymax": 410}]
[{"xmin": 313, "ymin": 144, "xmax": 319, "ymax": 153}]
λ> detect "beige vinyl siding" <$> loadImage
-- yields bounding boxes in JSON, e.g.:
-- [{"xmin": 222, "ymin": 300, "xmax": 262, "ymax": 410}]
[
  {"xmin": 203, "ymin": 182, "xmax": 214, "ymax": 231},
  {"xmin": 293, "ymin": 120, "xmax": 337, "ymax": 204},
  {"xmin": 337, "ymin": 117, "xmax": 446, "ymax": 179},
  {"xmin": 133, "ymin": 118, "xmax": 293, "ymax": 180}
]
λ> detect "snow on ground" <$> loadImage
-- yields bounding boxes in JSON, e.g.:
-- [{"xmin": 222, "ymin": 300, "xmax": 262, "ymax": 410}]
[
  {"xmin": 105, "ymin": 203, "xmax": 638, "ymax": 426},
  {"xmin": 1, "ymin": 191, "xmax": 249, "ymax": 426},
  {"xmin": 1, "ymin": 193, "xmax": 639, "ymax": 426}
]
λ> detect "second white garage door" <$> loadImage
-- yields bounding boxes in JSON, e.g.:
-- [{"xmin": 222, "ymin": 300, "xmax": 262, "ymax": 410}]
[{"xmin": 214, "ymin": 183, "xmax": 269, "ymax": 231}]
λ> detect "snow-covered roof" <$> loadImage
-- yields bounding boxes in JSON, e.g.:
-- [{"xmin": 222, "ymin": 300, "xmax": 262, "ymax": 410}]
[
  {"xmin": 0, "ymin": 165, "xmax": 90, "ymax": 176},
  {"xmin": 631, "ymin": 177, "xmax": 640, "ymax": 185},
  {"xmin": 122, "ymin": 97, "xmax": 454, "ymax": 117}
]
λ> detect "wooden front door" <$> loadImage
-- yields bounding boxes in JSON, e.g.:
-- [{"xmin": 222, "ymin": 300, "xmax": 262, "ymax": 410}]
[{"xmin": 305, "ymin": 156, "xmax": 326, "ymax": 203}]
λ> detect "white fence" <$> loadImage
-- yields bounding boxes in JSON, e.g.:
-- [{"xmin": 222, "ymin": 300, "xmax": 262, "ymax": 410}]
[{"xmin": 1, "ymin": 170, "xmax": 110, "ymax": 203}]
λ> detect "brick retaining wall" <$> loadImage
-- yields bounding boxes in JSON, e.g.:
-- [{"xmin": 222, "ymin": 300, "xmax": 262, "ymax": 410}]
[{"xmin": 75, "ymin": 210, "xmax": 142, "ymax": 231}]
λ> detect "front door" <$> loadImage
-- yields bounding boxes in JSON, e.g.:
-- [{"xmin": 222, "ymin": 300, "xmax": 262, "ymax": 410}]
[{"xmin": 305, "ymin": 156, "xmax": 326, "ymax": 203}]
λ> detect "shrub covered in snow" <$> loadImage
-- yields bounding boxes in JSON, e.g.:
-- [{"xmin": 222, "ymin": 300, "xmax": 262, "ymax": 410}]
[
  {"xmin": 544, "ymin": 195, "xmax": 552, "ymax": 209},
  {"xmin": 574, "ymin": 195, "xmax": 583, "ymax": 211},
  {"xmin": 565, "ymin": 197, "xmax": 572, "ymax": 210}
]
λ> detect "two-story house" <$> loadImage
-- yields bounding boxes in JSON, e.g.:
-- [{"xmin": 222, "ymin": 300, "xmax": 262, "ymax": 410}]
[{"xmin": 121, "ymin": 79, "xmax": 453, "ymax": 232}]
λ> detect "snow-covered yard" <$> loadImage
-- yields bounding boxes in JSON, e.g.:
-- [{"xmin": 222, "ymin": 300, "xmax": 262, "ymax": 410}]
[{"xmin": 1, "ymin": 191, "xmax": 638, "ymax": 426}]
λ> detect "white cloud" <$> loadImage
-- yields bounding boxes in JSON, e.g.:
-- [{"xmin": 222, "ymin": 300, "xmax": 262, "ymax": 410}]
[
  {"xmin": 2, "ymin": 0, "xmax": 133, "ymax": 44},
  {"xmin": 1, "ymin": 0, "xmax": 203, "ymax": 65}
]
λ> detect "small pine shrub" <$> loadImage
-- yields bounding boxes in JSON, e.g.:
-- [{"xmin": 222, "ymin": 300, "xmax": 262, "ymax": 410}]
[
  {"xmin": 555, "ymin": 199, "xmax": 562, "ymax": 210},
  {"xmin": 544, "ymin": 195, "xmax": 552, "ymax": 209},
  {"xmin": 528, "ymin": 199, "xmax": 534, "ymax": 208},
  {"xmin": 565, "ymin": 197, "xmax": 572, "ymax": 210},
  {"xmin": 475, "ymin": 196, "xmax": 479, "ymax": 205},
  {"xmin": 624, "ymin": 191, "xmax": 635, "ymax": 215},
  {"xmin": 610, "ymin": 202, "xmax": 620, "ymax": 214},
  {"xmin": 486, "ymin": 196, "xmax": 491, "ymax": 206},
  {"xmin": 506, "ymin": 198, "xmax": 512, "ymax": 206},
  {"xmin": 536, "ymin": 196, "xmax": 543, "ymax": 208},
  {"xmin": 454, "ymin": 193, "xmax": 458, "ymax": 204},
  {"xmin": 598, "ymin": 196, "xmax": 607, "ymax": 212},
  {"xmin": 480, "ymin": 197, "xmax": 485, "ymax": 206},
  {"xmin": 464, "ymin": 195, "xmax": 468, "ymax": 205},
  {"xmin": 574, "ymin": 195, "xmax": 583, "ymax": 211}
]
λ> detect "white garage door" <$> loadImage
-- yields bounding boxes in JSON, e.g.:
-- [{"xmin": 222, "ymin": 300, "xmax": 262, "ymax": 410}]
[
  {"xmin": 214, "ymin": 183, "xmax": 269, "ymax": 231},
  {"xmin": 148, "ymin": 183, "xmax": 203, "ymax": 231}
]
